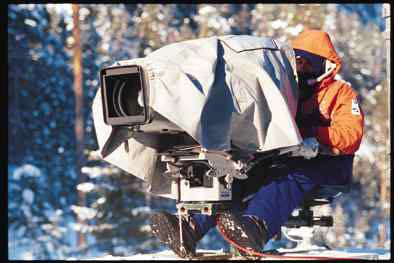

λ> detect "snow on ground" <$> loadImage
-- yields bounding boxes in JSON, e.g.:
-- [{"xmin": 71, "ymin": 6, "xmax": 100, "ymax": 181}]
[{"xmin": 82, "ymin": 248, "xmax": 390, "ymax": 260}]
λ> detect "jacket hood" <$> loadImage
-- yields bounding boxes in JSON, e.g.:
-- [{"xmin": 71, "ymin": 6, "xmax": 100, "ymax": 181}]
[{"xmin": 291, "ymin": 30, "xmax": 342, "ymax": 85}]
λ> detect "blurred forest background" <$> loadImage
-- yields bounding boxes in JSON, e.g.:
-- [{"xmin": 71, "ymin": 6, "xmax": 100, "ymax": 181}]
[{"xmin": 8, "ymin": 3, "xmax": 390, "ymax": 259}]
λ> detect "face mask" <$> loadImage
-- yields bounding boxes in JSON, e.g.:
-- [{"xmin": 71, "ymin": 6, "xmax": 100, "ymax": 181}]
[{"xmin": 298, "ymin": 72, "xmax": 319, "ymax": 101}]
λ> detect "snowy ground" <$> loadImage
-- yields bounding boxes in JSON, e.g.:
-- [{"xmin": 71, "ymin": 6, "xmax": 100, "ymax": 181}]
[{"xmin": 81, "ymin": 248, "xmax": 390, "ymax": 260}]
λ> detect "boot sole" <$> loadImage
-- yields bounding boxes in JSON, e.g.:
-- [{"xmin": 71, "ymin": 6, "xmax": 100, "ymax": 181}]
[
  {"xmin": 218, "ymin": 213, "xmax": 262, "ymax": 256},
  {"xmin": 150, "ymin": 212, "xmax": 195, "ymax": 258}
]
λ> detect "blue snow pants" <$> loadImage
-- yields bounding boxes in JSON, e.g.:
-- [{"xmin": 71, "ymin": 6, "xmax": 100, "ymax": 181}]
[{"xmin": 192, "ymin": 154, "xmax": 354, "ymax": 240}]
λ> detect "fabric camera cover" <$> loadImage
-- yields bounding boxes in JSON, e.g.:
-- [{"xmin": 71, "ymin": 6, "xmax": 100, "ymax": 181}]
[{"xmin": 92, "ymin": 35, "xmax": 302, "ymax": 197}]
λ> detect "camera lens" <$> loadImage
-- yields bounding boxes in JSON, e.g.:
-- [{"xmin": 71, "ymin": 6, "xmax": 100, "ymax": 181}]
[
  {"xmin": 111, "ymin": 78, "xmax": 143, "ymax": 117},
  {"xmin": 102, "ymin": 65, "xmax": 149, "ymax": 125},
  {"xmin": 112, "ymin": 80, "xmax": 123, "ymax": 117}
]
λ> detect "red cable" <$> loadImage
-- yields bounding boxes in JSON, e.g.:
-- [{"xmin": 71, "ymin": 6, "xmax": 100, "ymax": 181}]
[{"xmin": 216, "ymin": 216, "xmax": 357, "ymax": 260}]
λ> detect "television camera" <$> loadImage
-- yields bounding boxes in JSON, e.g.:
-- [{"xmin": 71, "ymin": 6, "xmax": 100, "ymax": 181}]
[{"xmin": 93, "ymin": 35, "xmax": 346, "ymax": 252}]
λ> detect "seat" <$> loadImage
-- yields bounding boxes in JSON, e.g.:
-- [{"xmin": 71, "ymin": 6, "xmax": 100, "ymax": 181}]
[
  {"xmin": 300, "ymin": 184, "xmax": 350, "ymax": 208},
  {"xmin": 284, "ymin": 184, "xmax": 350, "ymax": 228},
  {"xmin": 277, "ymin": 184, "xmax": 350, "ymax": 249}
]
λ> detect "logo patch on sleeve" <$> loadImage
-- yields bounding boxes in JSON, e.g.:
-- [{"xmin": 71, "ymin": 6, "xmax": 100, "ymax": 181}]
[{"xmin": 351, "ymin": 98, "xmax": 361, "ymax": 115}]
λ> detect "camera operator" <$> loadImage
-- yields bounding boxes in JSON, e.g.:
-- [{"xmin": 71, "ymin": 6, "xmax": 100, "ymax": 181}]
[{"xmin": 150, "ymin": 30, "xmax": 364, "ymax": 258}]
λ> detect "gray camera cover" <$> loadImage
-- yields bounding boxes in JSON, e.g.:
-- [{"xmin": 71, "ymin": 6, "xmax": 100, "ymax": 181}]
[{"xmin": 92, "ymin": 35, "xmax": 302, "ymax": 197}]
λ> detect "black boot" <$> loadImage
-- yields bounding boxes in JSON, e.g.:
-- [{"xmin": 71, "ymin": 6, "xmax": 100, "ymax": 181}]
[
  {"xmin": 149, "ymin": 211, "xmax": 203, "ymax": 258},
  {"xmin": 217, "ymin": 212, "xmax": 268, "ymax": 257}
]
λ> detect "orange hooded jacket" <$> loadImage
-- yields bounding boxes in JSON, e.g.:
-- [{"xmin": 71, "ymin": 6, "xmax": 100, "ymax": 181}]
[{"xmin": 291, "ymin": 30, "xmax": 364, "ymax": 155}]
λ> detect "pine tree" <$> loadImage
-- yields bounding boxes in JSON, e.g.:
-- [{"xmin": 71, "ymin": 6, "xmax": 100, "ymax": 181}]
[
  {"xmin": 71, "ymin": 3, "xmax": 87, "ymax": 249},
  {"xmin": 322, "ymin": 4, "xmax": 388, "ymax": 249},
  {"xmin": 8, "ymin": 4, "xmax": 76, "ymax": 259},
  {"xmin": 69, "ymin": 5, "xmax": 175, "ymax": 256}
]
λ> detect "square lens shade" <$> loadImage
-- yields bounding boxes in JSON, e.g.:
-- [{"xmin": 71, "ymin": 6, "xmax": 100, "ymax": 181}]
[{"xmin": 101, "ymin": 66, "xmax": 148, "ymax": 126}]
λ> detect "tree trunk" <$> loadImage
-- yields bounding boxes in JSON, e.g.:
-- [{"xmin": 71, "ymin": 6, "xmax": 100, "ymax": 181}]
[
  {"xmin": 379, "ymin": 3, "xmax": 390, "ymax": 248},
  {"xmin": 72, "ymin": 3, "xmax": 86, "ymax": 249}
]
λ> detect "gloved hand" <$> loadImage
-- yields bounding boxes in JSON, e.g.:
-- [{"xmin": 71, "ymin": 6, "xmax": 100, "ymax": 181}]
[{"xmin": 291, "ymin": 137, "xmax": 319, "ymax": 159}]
